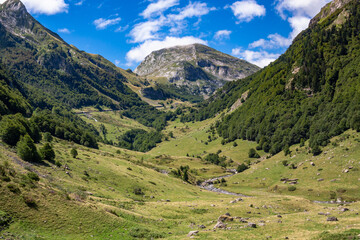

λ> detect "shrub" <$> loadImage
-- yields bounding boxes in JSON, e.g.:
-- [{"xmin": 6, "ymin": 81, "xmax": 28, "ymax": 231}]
[
  {"xmin": 237, "ymin": 163, "xmax": 249, "ymax": 173},
  {"xmin": 133, "ymin": 187, "xmax": 144, "ymax": 195},
  {"xmin": 43, "ymin": 132, "xmax": 53, "ymax": 142},
  {"xmin": 248, "ymin": 148, "xmax": 260, "ymax": 158},
  {"xmin": 312, "ymin": 145, "xmax": 322, "ymax": 156},
  {"xmin": 7, "ymin": 183, "xmax": 20, "ymax": 194},
  {"xmin": 40, "ymin": 143, "xmax": 55, "ymax": 161},
  {"xmin": 23, "ymin": 195, "xmax": 37, "ymax": 208},
  {"xmin": 233, "ymin": 142, "xmax": 238, "ymax": 147},
  {"xmin": 16, "ymin": 135, "xmax": 41, "ymax": 162},
  {"xmin": 70, "ymin": 148, "xmax": 78, "ymax": 158},
  {"xmin": 27, "ymin": 172, "xmax": 40, "ymax": 182},
  {"xmin": 282, "ymin": 160, "xmax": 289, "ymax": 166},
  {"xmin": 288, "ymin": 186, "xmax": 296, "ymax": 192}
]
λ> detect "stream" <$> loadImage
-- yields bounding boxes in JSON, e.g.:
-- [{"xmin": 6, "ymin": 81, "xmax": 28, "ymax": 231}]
[{"xmin": 199, "ymin": 173, "xmax": 250, "ymax": 197}]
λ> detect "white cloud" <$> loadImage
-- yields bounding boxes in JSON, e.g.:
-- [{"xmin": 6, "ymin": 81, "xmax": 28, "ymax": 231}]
[
  {"xmin": 126, "ymin": 36, "xmax": 207, "ymax": 65},
  {"xmin": 288, "ymin": 15, "xmax": 311, "ymax": 38},
  {"xmin": 129, "ymin": 17, "xmax": 165, "ymax": 43},
  {"xmin": 93, "ymin": 17, "xmax": 121, "ymax": 30},
  {"xmin": 58, "ymin": 28, "xmax": 70, "ymax": 34},
  {"xmin": 229, "ymin": 0, "xmax": 266, "ymax": 23},
  {"xmin": 276, "ymin": 0, "xmax": 331, "ymax": 19},
  {"xmin": 129, "ymin": 1, "xmax": 213, "ymax": 43},
  {"xmin": 114, "ymin": 60, "xmax": 121, "ymax": 66},
  {"xmin": 169, "ymin": 2, "xmax": 211, "ymax": 21},
  {"xmin": 232, "ymin": 48, "xmax": 280, "ymax": 68},
  {"xmin": 75, "ymin": 0, "xmax": 84, "ymax": 6},
  {"xmin": 214, "ymin": 30, "xmax": 232, "ymax": 40},
  {"xmin": 249, "ymin": 33, "xmax": 291, "ymax": 49},
  {"xmin": 1, "ymin": 0, "xmax": 69, "ymax": 15},
  {"xmin": 141, "ymin": 0, "xmax": 179, "ymax": 18},
  {"xmin": 115, "ymin": 25, "xmax": 129, "ymax": 33}
]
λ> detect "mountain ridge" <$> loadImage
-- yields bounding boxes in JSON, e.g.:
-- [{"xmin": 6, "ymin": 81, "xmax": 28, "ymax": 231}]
[{"xmin": 134, "ymin": 43, "xmax": 260, "ymax": 96}]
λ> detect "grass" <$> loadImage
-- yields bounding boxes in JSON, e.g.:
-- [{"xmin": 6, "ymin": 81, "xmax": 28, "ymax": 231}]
[{"xmin": 1, "ymin": 113, "xmax": 360, "ymax": 239}]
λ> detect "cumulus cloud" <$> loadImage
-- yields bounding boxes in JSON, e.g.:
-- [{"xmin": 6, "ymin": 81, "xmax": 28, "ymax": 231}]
[
  {"xmin": 0, "ymin": 0, "xmax": 69, "ymax": 15},
  {"xmin": 232, "ymin": 48, "xmax": 280, "ymax": 68},
  {"xmin": 126, "ymin": 36, "xmax": 207, "ymax": 65},
  {"xmin": 93, "ymin": 17, "xmax": 121, "ymax": 30},
  {"xmin": 141, "ymin": 0, "xmax": 179, "ymax": 18},
  {"xmin": 249, "ymin": 33, "xmax": 291, "ymax": 49},
  {"xmin": 169, "ymin": 2, "xmax": 212, "ymax": 21},
  {"xmin": 214, "ymin": 30, "xmax": 232, "ymax": 40},
  {"xmin": 129, "ymin": 17, "xmax": 165, "ymax": 43},
  {"xmin": 228, "ymin": 0, "xmax": 266, "ymax": 23},
  {"xmin": 276, "ymin": 0, "xmax": 331, "ymax": 19},
  {"xmin": 58, "ymin": 28, "xmax": 71, "ymax": 34}
]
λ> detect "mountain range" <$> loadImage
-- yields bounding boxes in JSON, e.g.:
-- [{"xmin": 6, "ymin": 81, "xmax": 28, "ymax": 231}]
[{"xmin": 0, "ymin": 0, "xmax": 360, "ymax": 239}]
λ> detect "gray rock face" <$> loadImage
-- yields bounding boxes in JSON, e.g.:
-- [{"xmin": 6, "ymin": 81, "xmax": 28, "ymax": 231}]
[
  {"xmin": 134, "ymin": 44, "xmax": 260, "ymax": 96},
  {"xmin": 310, "ymin": 0, "xmax": 352, "ymax": 27}
]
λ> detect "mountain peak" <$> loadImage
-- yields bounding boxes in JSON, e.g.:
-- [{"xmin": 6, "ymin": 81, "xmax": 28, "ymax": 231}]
[
  {"xmin": 134, "ymin": 44, "xmax": 260, "ymax": 96},
  {"xmin": 1, "ymin": 0, "xmax": 27, "ymax": 15},
  {"xmin": 0, "ymin": 0, "xmax": 34, "ymax": 33}
]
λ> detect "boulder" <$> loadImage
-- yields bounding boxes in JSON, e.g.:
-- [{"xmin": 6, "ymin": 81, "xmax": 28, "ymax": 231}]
[
  {"xmin": 213, "ymin": 221, "xmax": 227, "ymax": 229},
  {"xmin": 248, "ymin": 223, "xmax": 257, "ymax": 228},
  {"xmin": 218, "ymin": 215, "xmax": 234, "ymax": 222},
  {"xmin": 327, "ymin": 216, "xmax": 338, "ymax": 221},
  {"xmin": 187, "ymin": 230, "xmax": 199, "ymax": 237}
]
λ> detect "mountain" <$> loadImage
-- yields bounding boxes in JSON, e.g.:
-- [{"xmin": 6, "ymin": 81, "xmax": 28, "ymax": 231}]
[
  {"xmin": 0, "ymin": 0, "xmax": 173, "ymax": 132},
  {"xmin": 134, "ymin": 44, "xmax": 260, "ymax": 96},
  {"xmin": 182, "ymin": 0, "xmax": 360, "ymax": 155}
]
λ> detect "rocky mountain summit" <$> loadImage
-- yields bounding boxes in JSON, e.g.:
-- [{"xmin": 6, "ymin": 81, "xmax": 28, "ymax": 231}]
[{"xmin": 134, "ymin": 44, "xmax": 260, "ymax": 96}]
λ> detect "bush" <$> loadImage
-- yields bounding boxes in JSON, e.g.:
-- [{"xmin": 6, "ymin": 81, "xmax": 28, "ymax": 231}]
[
  {"xmin": 237, "ymin": 163, "xmax": 249, "ymax": 173},
  {"xmin": 43, "ymin": 132, "xmax": 53, "ymax": 142},
  {"xmin": 7, "ymin": 183, "xmax": 20, "ymax": 194},
  {"xmin": 248, "ymin": 148, "xmax": 260, "ymax": 158},
  {"xmin": 312, "ymin": 145, "xmax": 322, "ymax": 156},
  {"xmin": 288, "ymin": 186, "xmax": 297, "ymax": 192},
  {"xmin": 282, "ymin": 160, "xmax": 289, "ymax": 166},
  {"xmin": 133, "ymin": 187, "xmax": 144, "ymax": 195},
  {"xmin": 23, "ymin": 195, "xmax": 37, "ymax": 208},
  {"xmin": 27, "ymin": 172, "xmax": 40, "ymax": 182},
  {"xmin": 40, "ymin": 143, "xmax": 55, "ymax": 161},
  {"xmin": 70, "ymin": 148, "xmax": 78, "ymax": 158},
  {"xmin": 16, "ymin": 135, "xmax": 41, "ymax": 162}
]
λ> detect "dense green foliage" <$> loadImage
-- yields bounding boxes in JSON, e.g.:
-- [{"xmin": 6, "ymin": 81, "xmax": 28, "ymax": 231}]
[
  {"xmin": 0, "ymin": 65, "xmax": 31, "ymax": 116},
  {"xmin": 40, "ymin": 143, "xmax": 55, "ymax": 161},
  {"xmin": 117, "ymin": 129, "xmax": 163, "ymax": 152},
  {"xmin": 236, "ymin": 163, "xmax": 249, "ymax": 173},
  {"xmin": 32, "ymin": 108, "xmax": 99, "ymax": 148},
  {"xmin": 142, "ymin": 83, "xmax": 203, "ymax": 103},
  {"xmin": 248, "ymin": 148, "xmax": 260, "ymax": 158},
  {"xmin": 123, "ymin": 106, "xmax": 175, "ymax": 131},
  {"xmin": 16, "ymin": 134, "xmax": 41, "ymax": 162},
  {"xmin": 182, "ymin": 1, "xmax": 360, "ymax": 155},
  {"xmin": 0, "ymin": 113, "xmax": 40, "ymax": 146},
  {"xmin": 204, "ymin": 153, "xmax": 227, "ymax": 168}
]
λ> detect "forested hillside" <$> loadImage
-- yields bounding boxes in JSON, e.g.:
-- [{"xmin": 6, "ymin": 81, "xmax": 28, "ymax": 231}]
[
  {"xmin": 182, "ymin": 0, "xmax": 360, "ymax": 155},
  {"xmin": 0, "ymin": 0, "xmax": 172, "ymax": 150}
]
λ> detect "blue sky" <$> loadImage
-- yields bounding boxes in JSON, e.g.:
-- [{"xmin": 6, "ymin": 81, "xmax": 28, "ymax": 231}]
[{"xmin": 1, "ymin": 0, "xmax": 332, "ymax": 68}]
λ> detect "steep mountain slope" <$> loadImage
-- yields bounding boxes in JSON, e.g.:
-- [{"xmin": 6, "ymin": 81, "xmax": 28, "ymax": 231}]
[
  {"xmin": 182, "ymin": 0, "xmax": 360, "ymax": 155},
  {"xmin": 0, "ymin": 0, "xmax": 144, "ymax": 111},
  {"xmin": 134, "ymin": 44, "xmax": 260, "ymax": 96}
]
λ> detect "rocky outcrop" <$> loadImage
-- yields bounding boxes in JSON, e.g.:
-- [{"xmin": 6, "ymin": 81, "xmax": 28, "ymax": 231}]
[
  {"xmin": 134, "ymin": 44, "xmax": 260, "ymax": 96},
  {"xmin": 309, "ymin": 0, "xmax": 352, "ymax": 27}
]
